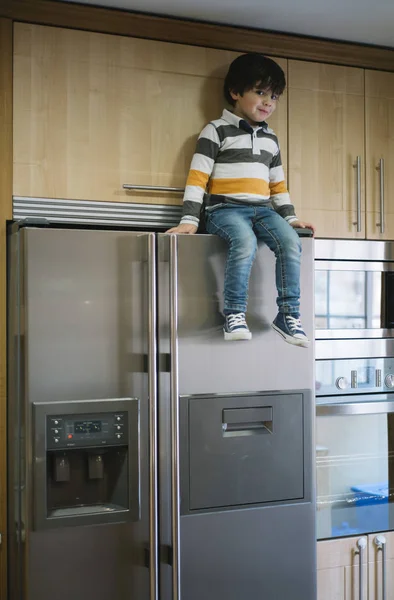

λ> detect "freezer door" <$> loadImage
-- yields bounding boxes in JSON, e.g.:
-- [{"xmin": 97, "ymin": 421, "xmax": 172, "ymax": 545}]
[{"xmin": 7, "ymin": 227, "xmax": 157, "ymax": 600}]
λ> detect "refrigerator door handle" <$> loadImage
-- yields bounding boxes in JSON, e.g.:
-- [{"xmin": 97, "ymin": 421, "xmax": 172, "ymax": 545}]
[
  {"xmin": 148, "ymin": 233, "xmax": 159, "ymax": 600},
  {"xmin": 169, "ymin": 234, "xmax": 181, "ymax": 600}
]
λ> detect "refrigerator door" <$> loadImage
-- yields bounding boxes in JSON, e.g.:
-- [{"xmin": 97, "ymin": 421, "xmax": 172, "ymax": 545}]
[
  {"xmin": 7, "ymin": 227, "xmax": 157, "ymax": 600},
  {"xmin": 158, "ymin": 233, "xmax": 316, "ymax": 600}
]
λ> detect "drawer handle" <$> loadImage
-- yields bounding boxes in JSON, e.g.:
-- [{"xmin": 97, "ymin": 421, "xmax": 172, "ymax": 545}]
[
  {"xmin": 222, "ymin": 407, "xmax": 273, "ymax": 435},
  {"xmin": 374, "ymin": 534, "xmax": 387, "ymax": 600},
  {"xmin": 356, "ymin": 537, "xmax": 367, "ymax": 600}
]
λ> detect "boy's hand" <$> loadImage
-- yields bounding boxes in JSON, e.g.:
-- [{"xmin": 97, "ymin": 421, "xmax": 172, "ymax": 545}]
[
  {"xmin": 166, "ymin": 224, "xmax": 198, "ymax": 234},
  {"xmin": 290, "ymin": 220, "xmax": 315, "ymax": 236}
]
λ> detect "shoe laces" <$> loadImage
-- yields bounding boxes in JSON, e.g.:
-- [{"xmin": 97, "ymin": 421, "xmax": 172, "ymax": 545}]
[
  {"xmin": 227, "ymin": 313, "xmax": 247, "ymax": 328},
  {"xmin": 285, "ymin": 315, "xmax": 303, "ymax": 332}
]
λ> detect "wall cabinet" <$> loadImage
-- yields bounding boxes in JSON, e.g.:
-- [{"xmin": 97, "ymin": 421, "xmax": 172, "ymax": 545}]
[
  {"xmin": 365, "ymin": 70, "xmax": 394, "ymax": 240},
  {"xmin": 317, "ymin": 531, "xmax": 394, "ymax": 600},
  {"xmin": 288, "ymin": 61, "xmax": 366, "ymax": 239},
  {"xmin": 13, "ymin": 24, "xmax": 394, "ymax": 239},
  {"xmin": 13, "ymin": 23, "xmax": 288, "ymax": 206},
  {"xmin": 289, "ymin": 61, "xmax": 394, "ymax": 240}
]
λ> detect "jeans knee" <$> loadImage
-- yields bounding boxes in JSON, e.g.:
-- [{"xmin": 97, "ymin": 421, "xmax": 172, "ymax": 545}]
[
  {"xmin": 229, "ymin": 235, "xmax": 257, "ymax": 262},
  {"xmin": 280, "ymin": 233, "xmax": 301, "ymax": 260}
]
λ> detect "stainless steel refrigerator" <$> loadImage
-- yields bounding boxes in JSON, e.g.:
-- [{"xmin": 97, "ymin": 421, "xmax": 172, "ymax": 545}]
[{"xmin": 7, "ymin": 223, "xmax": 316, "ymax": 600}]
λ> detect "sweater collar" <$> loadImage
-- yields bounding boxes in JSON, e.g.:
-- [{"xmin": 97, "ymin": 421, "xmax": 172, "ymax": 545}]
[{"xmin": 221, "ymin": 108, "xmax": 267, "ymax": 132}]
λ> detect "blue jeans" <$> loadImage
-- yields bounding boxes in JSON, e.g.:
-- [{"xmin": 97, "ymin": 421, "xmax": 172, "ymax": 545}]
[{"xmin": 205, "ymin": 204, "xmax": 302, "ymax": 315}]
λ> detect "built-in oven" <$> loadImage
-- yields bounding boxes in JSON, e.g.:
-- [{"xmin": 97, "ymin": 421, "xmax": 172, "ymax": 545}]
[
  {"xmin": 315, "ymin": 240, "xmax": 394, "ymax": 541},
  {"xmin": 316, "ymin": 347, "xmax": 394, "ymax": 541},
  {"xmin": 315, "ymin": 240, "xmax": 394, "ymax": 339}
]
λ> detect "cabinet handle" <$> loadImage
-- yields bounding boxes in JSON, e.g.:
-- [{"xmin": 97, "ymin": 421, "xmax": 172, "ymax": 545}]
[
  {"xmin": 123, "ymin": 184, "xmax": 185, "ymax": 193},
  {"xmin": 376, "ymin": 159, "xmax": 385, "ymax": 234},
  {"xmin": 374, "ymin": 534, "xmax": 387, "ymax": 600},
  {"xmin": 353, "ymin": 156, "xmax": 362, "ymax": 232},
  {"xmin": 357, "ymin": 537, "xmax": 367, "ymax": 600},
  {"xmin": 169, "ymin": 234, "xmax": 181, "ymax": 600}
]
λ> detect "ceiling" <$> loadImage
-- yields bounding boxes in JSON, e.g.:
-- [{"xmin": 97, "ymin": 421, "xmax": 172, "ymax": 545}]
[{"xmin": 57, "ymin": 0, "xmax": 394, "ymax": 49}]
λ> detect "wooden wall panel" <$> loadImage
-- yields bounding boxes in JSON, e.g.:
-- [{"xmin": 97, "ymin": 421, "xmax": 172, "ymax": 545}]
[
  {"xmin": 0, "ymin": 16, "xmax": 12, "ymax": 600},
  {"xmin": 13, "ymin": 23, "xmax": 287, "ymax": 204}
]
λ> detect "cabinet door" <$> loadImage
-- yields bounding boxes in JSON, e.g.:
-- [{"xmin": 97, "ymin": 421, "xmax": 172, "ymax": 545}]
[
  {"xmin": 288, "ymin": 61, "xmax": 365, "ymax": 239},
  {"xmin": 317, "ymin": 537, "xmax": 367, "ymax": 600},
  {"xmin": 13, "ymin": 23, "xmax": 287, "ymax": 205},
  {"xmin": 368, "ymin": 531, "xmax": 394, "ymax": 600},
  {"xmin": 365, "ymin": 71, "xmax": 394, "ymax": 240}
]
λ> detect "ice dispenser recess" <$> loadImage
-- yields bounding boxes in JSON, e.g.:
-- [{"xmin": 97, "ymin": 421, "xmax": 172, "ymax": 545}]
[{"xmin": 33, "ymin": 398, "xmax": 140, "ymax": 530}]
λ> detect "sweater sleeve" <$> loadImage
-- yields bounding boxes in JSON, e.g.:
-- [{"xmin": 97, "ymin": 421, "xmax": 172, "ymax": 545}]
[
  {"xmin": 269, "ymin": 145, "xmax": 298, "ymax": 223},
  {"xmin": 180, "ymin": 123, "xmax": 220, "ymax": 226}
]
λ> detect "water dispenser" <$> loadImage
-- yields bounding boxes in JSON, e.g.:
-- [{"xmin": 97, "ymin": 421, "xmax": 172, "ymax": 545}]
[{"xmin": 32, "ymin": 398, "xmax": 140, "ymax": 529}]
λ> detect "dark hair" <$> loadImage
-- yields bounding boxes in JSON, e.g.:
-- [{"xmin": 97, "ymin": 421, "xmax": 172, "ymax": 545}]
[{"xmin": 224, "ymin": 53, "xmax": 286, "ymax": 106}]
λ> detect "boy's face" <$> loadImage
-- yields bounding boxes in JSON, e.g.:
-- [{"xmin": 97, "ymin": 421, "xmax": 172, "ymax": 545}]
[{"xmin": 230, "ymin": 86, "xmax": 278, "ymax": 126}]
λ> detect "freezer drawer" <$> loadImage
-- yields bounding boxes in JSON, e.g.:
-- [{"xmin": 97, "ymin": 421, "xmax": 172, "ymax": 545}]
[{"xmin": 180, "ymin": 390, "xmax": 310, "ymax": 512}]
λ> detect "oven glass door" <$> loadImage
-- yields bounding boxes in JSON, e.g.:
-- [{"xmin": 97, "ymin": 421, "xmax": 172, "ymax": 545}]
[
  {"xmin": 315, "ymin": 260, "xmax": 394, "ymax": 338},
  {"xmin": 316, "ymin": 401, "xmax": 394, "ymax": 540}
]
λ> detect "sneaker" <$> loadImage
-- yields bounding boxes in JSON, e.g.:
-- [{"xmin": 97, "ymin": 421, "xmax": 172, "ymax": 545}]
[
  {"xmin": 224, "ymin": 312, "xmax": 252, "ymax": 341},
  {"xmin": 271, "ymin": 313, "xmax": 310, "ymax": 348}
]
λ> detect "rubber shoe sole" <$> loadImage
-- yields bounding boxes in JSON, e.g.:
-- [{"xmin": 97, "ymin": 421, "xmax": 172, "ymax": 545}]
[
  {"xmin": 224, "ymin": 329, "xmax": 252, "ymax": 341},
  {"xmin": 271, "ymin": 322, "xmax": 309, "ymax": 348}
]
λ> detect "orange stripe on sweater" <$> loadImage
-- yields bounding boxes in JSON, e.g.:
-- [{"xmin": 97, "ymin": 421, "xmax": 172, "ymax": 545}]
[
  {"xmin": 269, "ymin": 180, "xmax": 288, "ymax": 195},
  {"xmin": 209, "ymin": 178, "xmax": 270, "ymax": 196},
  {"xmin": 186, "ymin": 170, "xmax": 210, "ymax": 189}
]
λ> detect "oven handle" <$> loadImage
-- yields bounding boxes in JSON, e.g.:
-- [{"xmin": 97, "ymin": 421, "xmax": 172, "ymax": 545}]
[{"xmin": 317, "ymin": 400, "xmax": 394, "ymax": 416}]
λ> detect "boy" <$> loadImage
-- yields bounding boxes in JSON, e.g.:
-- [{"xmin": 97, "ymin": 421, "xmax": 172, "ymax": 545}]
[{"xmin": 167, "ymin": 53, "xmax": 314, "ymax": 345}]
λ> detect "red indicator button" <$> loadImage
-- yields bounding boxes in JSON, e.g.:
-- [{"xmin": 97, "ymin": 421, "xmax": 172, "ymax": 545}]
[{"xmin": 68, "ymin": 434, "xmax": 73, "ymax": 439}]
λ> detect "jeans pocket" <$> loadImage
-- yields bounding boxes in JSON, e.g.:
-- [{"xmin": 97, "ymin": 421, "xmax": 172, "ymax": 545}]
[{"xmin": 205, "ymin": 203, "xmax": 227, "ymax": 214}]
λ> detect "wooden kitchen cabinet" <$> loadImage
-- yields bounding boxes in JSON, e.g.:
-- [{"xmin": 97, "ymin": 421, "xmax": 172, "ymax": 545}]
[
  {"xmin": 368, "ymin": 531, "xmax": 394, "ymax": 600},
  {"xmin": 288, "ymin": 60, "xmax": 365, "ymax": 239},
  {"xmin": 13, "ymin": 23, "xmax": 288, "ymax": 206},
  {"xmin": 317, "ymin": 536, "xmax": 367, "ymax": 600},
  {"xmin": 317, "ymin": 532, "xmax": 394, "ymax": 600},
  {"xmin": 365, "ymin": 70, "xmax": 394, "ymax": 240}
]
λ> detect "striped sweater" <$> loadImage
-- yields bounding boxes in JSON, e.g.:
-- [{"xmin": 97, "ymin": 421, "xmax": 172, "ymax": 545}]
[{"xmin": 180, "ymin": 108, "xmax": 297, "ymax": 227}]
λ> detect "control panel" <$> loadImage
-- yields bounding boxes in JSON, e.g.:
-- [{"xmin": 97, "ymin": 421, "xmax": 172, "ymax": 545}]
[
  {"xmin": 46, "ymin": 412, "xmax": 129, "ymax": 450},
  {"xmin": 316, "ymin": 357, "xmax": 394, "ymax": 398}
]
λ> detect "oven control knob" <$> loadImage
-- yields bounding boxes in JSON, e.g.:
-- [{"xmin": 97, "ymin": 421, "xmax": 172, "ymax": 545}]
[
  {"xmin": 385, "ymin": 374, "xmax": 394, "ymax": 389},
  {"xmin": 335, "ymin": 377, "xmax": 349, "ymax": 390}
]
